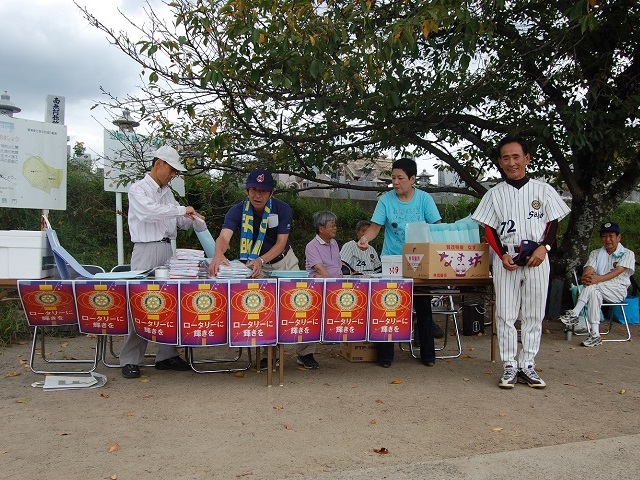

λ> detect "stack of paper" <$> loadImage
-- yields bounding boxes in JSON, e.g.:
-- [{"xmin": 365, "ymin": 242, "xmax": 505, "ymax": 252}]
[
  {"xmin": 31, "ymin": 372, "xmax": 108, "ymax": 391},
  {"xmin": 167, "ymin": 249, "xmax": 208, "ymax": 278},
  {"xmin": 216, "ymin": 260, "xmax": 253, "ymax": 279}
]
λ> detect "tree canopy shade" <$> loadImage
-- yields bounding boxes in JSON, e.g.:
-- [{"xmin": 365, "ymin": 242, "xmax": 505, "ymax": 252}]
[{"xmin": 78, "ymin": 0, "xmax": 640, "ymax": 272}]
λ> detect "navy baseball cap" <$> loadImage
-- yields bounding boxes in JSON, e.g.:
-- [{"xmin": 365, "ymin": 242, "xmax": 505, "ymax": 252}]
[
  {"xmin": 246, "ymin": 169, "xmax": 274, "ymax": 191},
  {"xmin": 513, "ymin": 240, "xmax": 539, "ymax": 267},
  {"xmin": 599, "ymin": 222, "xmax": 620, "ymax": 235}
]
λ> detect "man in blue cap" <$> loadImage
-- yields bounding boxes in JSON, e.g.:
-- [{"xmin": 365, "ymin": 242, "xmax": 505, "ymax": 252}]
[
  {"xmin": 209, "ymin": 169, "xmax": 319, "ymax": 369},
  {"xmin": 560, "ymin": 221, "xmax": 636, "ymax": 347}
]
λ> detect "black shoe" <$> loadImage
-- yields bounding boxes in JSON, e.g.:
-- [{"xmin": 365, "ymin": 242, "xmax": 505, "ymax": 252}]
[
  {"xmin": 155, "ymin": 356, "xmax": 191, "ymax": 371},
  {"xmin": 122, "ymin": 364, "xmax": 140, "ymax": 379},
  {"xmin": 432, "ymin": 323, "xmax": 444, "ymax": 339},
  {"xmin": 379, "ymin": 361, "xmax": 392, "ymax": 368},
  {"xmin": 422, "ymin": 359, "xmax": 435, "ymax": 367},
  {"xmin": 297, "ymin": 354, "xmax": 319, "ymax": 369},
  {"xmin": 259, "ymin": 357, "xmax": 280, "ymax": 369}
]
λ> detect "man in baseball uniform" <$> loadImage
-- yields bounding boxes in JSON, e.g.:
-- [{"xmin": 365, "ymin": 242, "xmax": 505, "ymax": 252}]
[
  {"xmin": 472, "ymin": 136, "xmax": 570, "ymax": 389},
  {"xmin": 560, "ymin": 222, "xmax": 635, "ymax": 347}
]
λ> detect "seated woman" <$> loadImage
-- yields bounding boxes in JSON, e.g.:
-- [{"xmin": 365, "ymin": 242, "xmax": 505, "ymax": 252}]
[{"xmin": 305, "ymin": 211, "xmax": 343, "ymax": 278}]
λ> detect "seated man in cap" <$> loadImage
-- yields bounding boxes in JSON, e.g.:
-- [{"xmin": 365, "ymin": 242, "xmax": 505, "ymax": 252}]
[
  {"xmin": 120, "ymin": 145, "xmax": 204, "ymax": 379},
  {"xmin": 560, "ymin": 222, "xmax": 636, "ymax": 347},
  {"xmin": 209, "ymin": 169, "xmax": 319, "ymax": 369}
]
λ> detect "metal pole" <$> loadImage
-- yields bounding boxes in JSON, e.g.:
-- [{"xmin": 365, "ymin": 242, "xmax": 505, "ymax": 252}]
[{"xmin": 116, "ymin": 192, "xmax": 124, "ymax": 265}]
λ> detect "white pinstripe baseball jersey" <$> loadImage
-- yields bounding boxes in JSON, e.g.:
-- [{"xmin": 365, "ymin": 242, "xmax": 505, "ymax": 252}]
[
  {"xmin": 472, "ymin": 179, "xmax": 570, "ymax": 246},
  {"xmin": 340, "ymin": 240, "xmax": 382, "ymax": 274}
]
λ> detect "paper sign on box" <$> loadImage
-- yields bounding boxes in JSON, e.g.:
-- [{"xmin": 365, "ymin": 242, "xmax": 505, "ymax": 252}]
[{"xmin": 402, "ymin": 243, "xmax": 490, "ymax": 280}]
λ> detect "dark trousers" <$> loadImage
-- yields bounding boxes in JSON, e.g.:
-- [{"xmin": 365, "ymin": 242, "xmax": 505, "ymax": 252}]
[{"xmin": 376, "ymin": 295, "xmax": 435, "ymax": 364}]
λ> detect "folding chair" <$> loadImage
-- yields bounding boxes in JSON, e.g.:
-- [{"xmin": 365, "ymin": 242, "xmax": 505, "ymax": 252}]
[
  {"xmin": 179, "ymin": 280, "xmax": 252, "ymax": 374},
  {"xmin": 111, "ymin": 264, "xmax": 132, "ymax": 273},
  {"xmin": 570, "ymin": 269, "xmax": 632, "ymax": 342},
  {"xmin": 18, "ymin": 280, "xmax": 99, "ymax": 374},
  {"xmin": 405, "ymin": 294, "xmax": 462, "ymax": 360},
  {"xmin": 72, "ymin": 279, "xmax": 133, "ymax": 368}
]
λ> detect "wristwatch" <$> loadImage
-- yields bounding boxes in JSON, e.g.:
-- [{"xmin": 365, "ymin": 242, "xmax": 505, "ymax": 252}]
[{"xmin": 544, "ymin": 244, "xmax": 551, "ymax": 252}]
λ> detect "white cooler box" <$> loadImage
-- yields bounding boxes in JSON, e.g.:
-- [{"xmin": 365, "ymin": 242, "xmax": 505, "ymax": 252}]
[{"xmin": 0, "ymin": 230, "xmax": 56, "ymax": 279}]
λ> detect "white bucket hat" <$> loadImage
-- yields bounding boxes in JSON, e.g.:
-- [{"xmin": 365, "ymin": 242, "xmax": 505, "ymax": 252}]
[{"xmin": 154, "ymin": 145, "xmax": 186, "ymax": 172}]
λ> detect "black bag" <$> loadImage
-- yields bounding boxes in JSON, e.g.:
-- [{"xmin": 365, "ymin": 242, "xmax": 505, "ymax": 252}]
[{"xmin": 462, "ymin": 303, "xmax": 485, "ymax": 336}]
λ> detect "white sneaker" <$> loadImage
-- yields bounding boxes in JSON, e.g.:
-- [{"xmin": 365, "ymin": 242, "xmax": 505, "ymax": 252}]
[
  {"xmin": 581, "ymin": 334, "xmax": 602, "ymax": 347},
  {"xmin": 559, "ymin": 310, "xmax": 579, "ymax": 326},
  {"xmin": 498, "ymin": 365, "xmax": 517, "ymax": 389}
]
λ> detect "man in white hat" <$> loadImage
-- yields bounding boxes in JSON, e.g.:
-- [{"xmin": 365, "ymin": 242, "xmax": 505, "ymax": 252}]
[{"xmin": 120, "ymin": 145, "xmax": 203, "ymax": 379}]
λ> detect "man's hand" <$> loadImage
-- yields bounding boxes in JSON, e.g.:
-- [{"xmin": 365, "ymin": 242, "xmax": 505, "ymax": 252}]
[
  {"xmin": 501, "ymin": 253, "xmax": 518, "ymax": 271},
  {"xmin": 208, "ymin": 254, "xmax": 230, "ymax": 277},
  {"xmin": 246, "ymin": 258, "xmax": 263, "ymax": 278},
  {"xmin": 525, "ymin": 245, "xmax": 547, "ymax": 268}
]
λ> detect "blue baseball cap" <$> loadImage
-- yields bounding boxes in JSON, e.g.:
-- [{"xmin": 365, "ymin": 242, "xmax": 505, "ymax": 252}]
[{"xmin": 246, "ymin": 169, "xmax": 274, "ymax": 191}]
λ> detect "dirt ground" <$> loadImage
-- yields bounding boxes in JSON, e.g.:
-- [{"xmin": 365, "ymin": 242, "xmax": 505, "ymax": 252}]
[{"xmin": 1, "ymin": 318, "xmax": 639, "ymax": 480}]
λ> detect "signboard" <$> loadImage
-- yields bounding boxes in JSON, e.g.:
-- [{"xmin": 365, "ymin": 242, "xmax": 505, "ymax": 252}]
[
  {"xmin": 103, "ymin": 129, "xmax": 184, "ymax": 195},
  {"xmin": 74, "ymin": 280, "xmax": 129, "ymax": 335},
  {"xmin": 322, "ymin": 279, "xmax": 369, "ymax": 342},
  {"xmin": 367, "ymin": 279, "xmax": 413, "ymax": 342},
  {"xmin": 128, "ymin": 280, "xmax": 179, "ymax": 345},
  {"xmin": 45, "ymin": 95, "xmax": 65, "ymax": 124},
  {"xmin": 228, "ymin": 279, "xmax": 277, "ymax": 347},
  {"xmin": 0, "ymin": 117, "xmax": 67, "ymax": 210},
  {"xmin": 277, "ymin": 279, "xmax": 323, "ymax": 344},
  {"xmin": 179, "ymin": 280, "xmax": 229, "ymax": 346},
  {"xmin": 17, "ymin": 280, "xmax": 77, "ymax": 327}
]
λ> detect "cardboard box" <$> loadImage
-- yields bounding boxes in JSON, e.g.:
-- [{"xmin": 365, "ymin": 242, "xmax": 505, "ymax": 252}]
[
  {"xmin": 340, "ymin": 342, "xmax": 378, "ymax": 362},
  {"xmin": 0, "ymin": 230, "xmax": 56, "ymax": 279},
  {"xmin": 402, "ymin": 242, "xmax": 490, "ymax": 280},
  {"xmin": 380, "ymin": 255, "xmax": 402, "ymax": 277}
]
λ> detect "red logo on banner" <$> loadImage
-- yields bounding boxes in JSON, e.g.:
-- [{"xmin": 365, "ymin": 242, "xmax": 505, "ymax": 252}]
[
  {"xmin": 368, "ymin": 279, "xmax": 413, "ymax": 342},
  {"xmin": 323, "ymin": 279, "xmax": 368, "ymax": 342},
  {"xmin": 277, "ymin": 279, "xmax": 323, "ymax": 344},
  {"xmin": 229, "ymin": 279, "xmax": 277, "ymax": 347},
  {"xmin": 179, "ymin": 281, "xmax": 229, "ymax": 346},
  {"xmin": 18, "ymin": 280, "xmax": 77, "ymax": 326},
  {"xmin": 74, "ymin": 281, "xmax": 128, "ymax": 335},
  {"xmin": 128, "ymin": 281, "xmax": 179, "ymax": 345}
]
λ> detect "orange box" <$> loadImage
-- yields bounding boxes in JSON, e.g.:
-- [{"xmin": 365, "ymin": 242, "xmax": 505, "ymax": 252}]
[{"xmin": 402, "ymin": 243, "xmax": 490, "ymax": 280}]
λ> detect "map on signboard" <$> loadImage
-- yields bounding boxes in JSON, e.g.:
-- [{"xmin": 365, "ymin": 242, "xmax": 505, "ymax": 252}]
[
  {"xmin": 0, "ymin": 117, "xmax": 67, "ymax": 210},
  {"xmin": 103, "ymin": 129, "xmax": 185, "ymax": 196}
]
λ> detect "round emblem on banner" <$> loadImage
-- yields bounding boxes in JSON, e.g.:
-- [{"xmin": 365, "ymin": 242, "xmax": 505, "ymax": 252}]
[
  {"xmin": 290, "ymin": 289, "xmax": 311, "ymax": 311},
  {"xmin": 531, "ymin": 199, "xmax": 541, "ymax": 210},
  {"xmin": 36, "ymin": 291, "xmax": 59, "ymax": 307},
  {"xmin": 142, "ymin": 292, "xmax": 164, "ymax": 313},
  {"xmin": 242, "ymin": 291, "xmax": 264, "ymax": 312},
  {"xmin": 337, "ymin": 289, "xmax": 356, "ymax": 310},
  {"xmin": 90, "ymin": 292, "xmax": 112, "ymax": 309},
  {"xmin": 382, "ymin": 290, "xmax": 400, "ymax": 310},
  {"xmin": 192, "ymin": 292, "xmax": 215, "ymax": 314}
]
